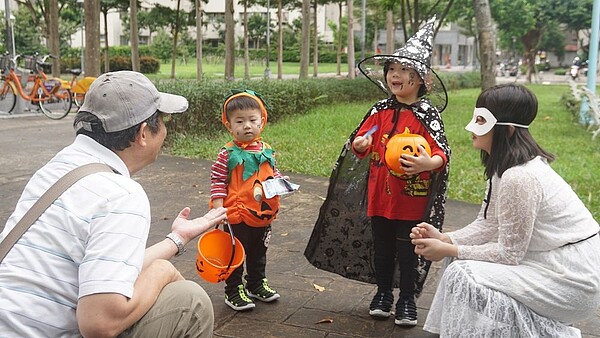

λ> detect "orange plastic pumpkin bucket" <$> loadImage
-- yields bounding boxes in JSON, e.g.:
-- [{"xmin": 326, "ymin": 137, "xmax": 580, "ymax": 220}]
[
  {"xmin": 384, "ymin": 127, "xmax": 431, "ymax": 175},
  {"xmin": 196, "ymin": 223, "xmax": 245, "ymax": 283}
]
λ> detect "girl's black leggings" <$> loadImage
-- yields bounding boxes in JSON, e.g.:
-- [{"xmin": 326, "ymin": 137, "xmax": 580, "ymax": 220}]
[{"xmin": 371, "ymin": 216, "xmax": 419, "ymax": 298}]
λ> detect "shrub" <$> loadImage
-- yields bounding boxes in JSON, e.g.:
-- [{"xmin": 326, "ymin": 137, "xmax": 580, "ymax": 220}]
[
  {"xmin": 554, "ymin": 68, "xmax": 567, "ymax": 76},
  {"xmin": 158, "ymin": 71, "xmax": 480, "ymax": 141},
  {"xmin": 157, "ymin": 77, "xmax": 383, "ymax": 139},
  {"xmin": 140, "ymin": 56, "xmax": 160, "ymax": 73},
  {"xmin": 559, "ymin": 91, "xmax": 581, "ymax": 122}
]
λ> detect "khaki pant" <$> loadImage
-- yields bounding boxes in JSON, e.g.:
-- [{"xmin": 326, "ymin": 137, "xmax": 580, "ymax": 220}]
[{"xmin": 118, "ymin": 280, "xmax": 214, "ymax": 338}]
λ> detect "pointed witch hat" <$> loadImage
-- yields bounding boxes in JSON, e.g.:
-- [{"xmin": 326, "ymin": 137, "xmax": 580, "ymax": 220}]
[{"xmin": 358, "ymin": 16, "xmax": 448, "ymax": 112}]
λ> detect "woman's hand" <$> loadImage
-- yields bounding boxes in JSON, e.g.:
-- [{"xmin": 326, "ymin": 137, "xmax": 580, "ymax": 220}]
[
  {"xmin": 412, "ymin": 238, "xmax": 457, "ymax": 262},
  {"xmin": 171, "ymin": 207, "xmax": 228, "ymax": 245},
  {"xmin": 410, "ymin": 222, "xmax": 442, "ymax": 240}
]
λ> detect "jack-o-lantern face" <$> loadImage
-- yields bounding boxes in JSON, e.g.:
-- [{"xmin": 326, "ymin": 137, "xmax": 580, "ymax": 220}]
[{"xmin": 384, "ymin": 127, "xmax": 431, "ymax": 175}]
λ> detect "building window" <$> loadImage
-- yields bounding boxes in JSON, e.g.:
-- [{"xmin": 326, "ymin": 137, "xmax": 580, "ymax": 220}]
[
  {"xmin": 206, "ymin": 12, "xmax": 225, "ymax": 24},
  {"xmin": 120, "ymin": 35, "xmax": 129, "ymax": 46}
]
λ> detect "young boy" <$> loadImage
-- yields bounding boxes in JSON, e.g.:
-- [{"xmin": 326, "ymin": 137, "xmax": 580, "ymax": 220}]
[
  {"xmin": 352, "ymin": 17, "xmax": 450, "ymax": 327},
  {"xmin": 210, "ymin": 89, "xmax": 283, "ymax": 311}
]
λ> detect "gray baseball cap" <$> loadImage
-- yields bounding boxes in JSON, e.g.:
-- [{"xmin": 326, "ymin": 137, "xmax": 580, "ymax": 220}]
[{"xmin": 77, "ymin": 71, "xmax": 188, "ymax": 132}]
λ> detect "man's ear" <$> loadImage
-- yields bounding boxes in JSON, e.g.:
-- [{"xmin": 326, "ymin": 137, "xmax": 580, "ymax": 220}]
[
  {"xmin": 224, "ymin": 121, "xmax": 232, "ymax": 133},
  {"xmin": 136, "ymin": 122, "xmax": 149, "ymax": 146}
]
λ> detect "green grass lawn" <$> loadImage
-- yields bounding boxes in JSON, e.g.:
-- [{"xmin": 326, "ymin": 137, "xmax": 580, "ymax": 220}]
[
  {"xmin": 169, "ymin": 84, "xmax": 600, "ymax": 220},
  {"xmin": 148, "ymin": 58, "xmax": 349, "ymax": 80}
]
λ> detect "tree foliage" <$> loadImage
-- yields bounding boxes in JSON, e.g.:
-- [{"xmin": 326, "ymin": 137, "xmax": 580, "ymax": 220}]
[{"xmin": 490, "ymin": 0, "xmax": 592, "ymax": 82}]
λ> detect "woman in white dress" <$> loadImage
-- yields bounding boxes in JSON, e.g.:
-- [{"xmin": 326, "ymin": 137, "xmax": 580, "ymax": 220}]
[{"xmin": 411, "ymin": 84, "xmax": 600, "ymax": 337}]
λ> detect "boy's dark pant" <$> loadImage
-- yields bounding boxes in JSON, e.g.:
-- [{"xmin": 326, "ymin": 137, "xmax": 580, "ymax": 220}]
[
  {"xmin": 371, "ymin": 217, "xmax": 418, "ymax": 298},
  {"xmin": 225, "ymin": 223, "xmax": 272, "ymax": 293}
]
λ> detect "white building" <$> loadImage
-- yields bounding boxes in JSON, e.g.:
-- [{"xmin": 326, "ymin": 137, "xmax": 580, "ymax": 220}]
[{"xmin": 67, "ymin": 0, "xmax": 340, "ymax": 49}]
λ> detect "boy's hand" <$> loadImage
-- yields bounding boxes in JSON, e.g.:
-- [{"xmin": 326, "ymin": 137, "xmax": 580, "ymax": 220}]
[{"xmin": 353, "ymin": 135, "xmax": 372, "ymax": 154}]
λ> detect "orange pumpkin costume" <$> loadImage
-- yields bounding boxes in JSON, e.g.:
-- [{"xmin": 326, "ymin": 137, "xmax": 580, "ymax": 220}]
[{"xmin": 215, "ymin": 141, "xmax": 280, "ymax": 227}]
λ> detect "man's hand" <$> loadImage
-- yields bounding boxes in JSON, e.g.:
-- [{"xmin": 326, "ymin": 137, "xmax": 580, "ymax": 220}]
[{"xmin": 171, "ymin": 207, "xmax": 227, "ymax": 245}]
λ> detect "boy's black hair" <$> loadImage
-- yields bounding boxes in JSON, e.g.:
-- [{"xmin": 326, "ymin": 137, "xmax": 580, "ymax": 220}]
[{"xmin": 224, "ymin": 95, "xmax": 263, "ymax": 121}]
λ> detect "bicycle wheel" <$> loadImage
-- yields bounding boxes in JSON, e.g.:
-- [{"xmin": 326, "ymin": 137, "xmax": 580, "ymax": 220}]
[
  {"xmin": 0, "ymin": 80, "xmax": 17, "ymax": 114},
  {"xmin": 39, "ymin": 87, "xmax": 73, "ymax": 119},
  {"xmin": 72, "ymin": 92, "xmax": 85, "ymax": 108}
]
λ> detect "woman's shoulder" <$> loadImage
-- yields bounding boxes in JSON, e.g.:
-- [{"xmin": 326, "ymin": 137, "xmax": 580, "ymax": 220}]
[{"xmin": 501, "ymin": 157, "xmax": 549, "ymax": 184}]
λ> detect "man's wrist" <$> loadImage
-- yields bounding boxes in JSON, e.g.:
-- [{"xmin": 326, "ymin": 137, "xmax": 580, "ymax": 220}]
[{"xmin": 166, "ymin": 232, "xmax": 187, "ymax": 257}]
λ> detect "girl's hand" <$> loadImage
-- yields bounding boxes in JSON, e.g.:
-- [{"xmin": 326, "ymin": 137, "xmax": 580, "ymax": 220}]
[
  {"xmin": 353, "ymin": 135, "xmax": 372, "ymax": 154},
  {"xmin": 400, "ymin": 145, "xmax": 441, "ymax": 175}
]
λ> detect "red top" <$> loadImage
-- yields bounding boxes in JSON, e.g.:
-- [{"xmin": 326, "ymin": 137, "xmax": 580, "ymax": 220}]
[{"xmin": 353, "ymin": 108, "xmax": 447, "ymax": 221}]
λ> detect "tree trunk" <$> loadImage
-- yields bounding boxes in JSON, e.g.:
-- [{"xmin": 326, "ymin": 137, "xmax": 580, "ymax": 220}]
[
  {"xmin": 386, "ymin": 9, "xmax": 394, "ymax": 53},
  {"xmin": 372, "ymin": 24, "xmax": 378, "ymax": 53},
  {"xmin": 170, "ymin": 0, "xmax": 182, "ymax": 79},
  {"xmin": 299, "ymin": 0, "xmax": 310, "ymax": 79},
  {"xmin": 336, "ymin": 2, "xmax": 342, "ymax": 75},
  {"xmin": 312, "ymin": 0, "xmax": 318, "ymax": 78},
  {"xmin": 48, "ymin": 0, "xmax": 60, "ymax": 77},
  {"xmin": 196, "ymin": 0, "xmax": 203, "ymax": 80},
  {"xmin": 277, "ymin": 0, "xmax": 283, "ymax": 79},
  {"xmin": 243, "ymin": 0, "xmax": 250, "ymax": 80},
  {"xmin": 85, "ymin": 0, "xmax": 101, "ymax": 77},
  {"xmin": 473, "ymin": 0, "xmax": 496, "ymax": 90},
  {"xmin": 347, "ymin": 0, "xmax": 355, "ymax": 79},
  {"xmin": 224, "ymin": 0, "xmax": 235, "ymax": 81},
  {"xmin": 103, "ymin": 11, "xmax": 109, "ymax": 72},
  {"xmin": 522, "ymin": 30, "xmax": 541, "ymax": 84},
  {"xmin": 130, "ymin": 0, "xmax": 140, "ymax": 72}
]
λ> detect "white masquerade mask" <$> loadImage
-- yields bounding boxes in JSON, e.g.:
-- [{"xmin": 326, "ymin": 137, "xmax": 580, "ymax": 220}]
[{"xmin": 465, "ymin": 107, "xmax": 530, "ymax": 136}]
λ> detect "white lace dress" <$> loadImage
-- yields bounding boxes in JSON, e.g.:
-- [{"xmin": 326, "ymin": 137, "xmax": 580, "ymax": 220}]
[{"xmin": 424, "ymin": 157, "xmax": 600, "ymax": 337}]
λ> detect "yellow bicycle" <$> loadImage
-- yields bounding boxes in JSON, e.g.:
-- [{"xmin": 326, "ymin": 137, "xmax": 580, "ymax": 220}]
[
  {"xmin": 0, "ymin": 52, "xmax": 72, "ymax": 119},
  {"xmin": 67, "ymin": 68, "xmax": 96, "ymax": 108}
]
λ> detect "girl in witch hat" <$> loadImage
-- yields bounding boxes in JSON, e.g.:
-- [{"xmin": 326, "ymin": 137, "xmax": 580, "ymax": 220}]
[{"xmin": 305, "ymin": 16, "xmax": 450, "ymax": 328}]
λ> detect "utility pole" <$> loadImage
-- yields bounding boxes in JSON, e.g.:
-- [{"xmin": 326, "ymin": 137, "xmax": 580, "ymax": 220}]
[
  {"xmin": 579, "ymin": 0, "xmax": 599, "ymax": 125},
  {"xmin": 77, "ymin": 0, "xmax": 85, "ymax": 73},
  {"xmin": 360, "ymin": 0, "xmax": 366, "ymax": 61},
  {"xmin": 4, "ymin": 0, "xmax": 15, "ymax": 56},
  {"xmin": 265, "ymin": 0, "xmax": 271, "ymax": 79}
]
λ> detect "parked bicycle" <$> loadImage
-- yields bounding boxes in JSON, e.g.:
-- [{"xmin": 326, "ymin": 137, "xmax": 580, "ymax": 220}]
[
  {"xmin": 0, "ymin": 52, "xmax": 72, "ymax": 119},
  {"xmin": 67, "ymin": 68, "xmax": 96, "ymax": 108}
]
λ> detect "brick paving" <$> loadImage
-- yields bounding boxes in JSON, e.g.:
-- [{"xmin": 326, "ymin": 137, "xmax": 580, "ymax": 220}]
[{"xmin": 1, "ymin": 111, "xmax": 598, "ymax": 337}]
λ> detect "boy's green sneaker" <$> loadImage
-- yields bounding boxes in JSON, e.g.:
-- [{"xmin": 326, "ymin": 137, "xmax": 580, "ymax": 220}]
[
  {"xmin": 225, "ymin": 284, "xmax": 256, "ymax": 311},
  {"xmin": 247, "ymin": 278, "xmax": 280, "ymax": 302}
]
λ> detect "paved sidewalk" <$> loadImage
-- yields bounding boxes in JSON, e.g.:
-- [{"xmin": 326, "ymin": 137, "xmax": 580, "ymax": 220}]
[{"xmin": 1, "ymin": 115, "xmax": 599, "ymax": 337}]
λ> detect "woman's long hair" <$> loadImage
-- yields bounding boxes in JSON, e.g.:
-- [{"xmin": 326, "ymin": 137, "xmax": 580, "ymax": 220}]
[{"xmin": 477, "ymin": 84, "xmax": 555, "ymax": 179}]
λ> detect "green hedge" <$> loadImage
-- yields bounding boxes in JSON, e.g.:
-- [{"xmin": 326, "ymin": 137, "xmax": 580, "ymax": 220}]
[
  {"xmin": 157, "ymin": 71, "xmax": 481, "ymax": 140},
  {"xmin": 59, "ymin": 55, "xmax": 161, "ymax": 74},
  {"xmin": 157, "ymin": 77, "xmax": 383, "ymax": 138}
]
